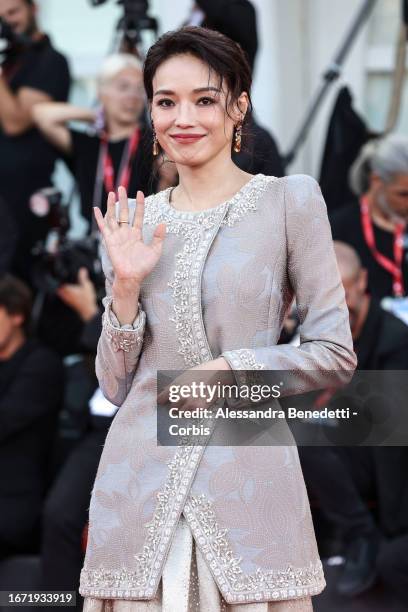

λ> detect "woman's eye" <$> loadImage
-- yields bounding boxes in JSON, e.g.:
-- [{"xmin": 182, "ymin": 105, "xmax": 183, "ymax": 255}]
[
  {"xmin": 157, "ymin": 99, "xmax": 174, "ymax": 108},
  {"xmin": 198, "ymin": 97, "xmax": 216, "ymax": 105}
]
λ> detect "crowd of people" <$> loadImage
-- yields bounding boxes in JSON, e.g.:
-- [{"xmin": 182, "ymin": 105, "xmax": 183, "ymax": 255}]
[{"xmin": 0, "ymin": 0, "xmax": 407, "ymax": 610}]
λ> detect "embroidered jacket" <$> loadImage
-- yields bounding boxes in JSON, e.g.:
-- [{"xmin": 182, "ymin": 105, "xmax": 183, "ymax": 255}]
[{"xmin": 79, "ymin": 174, "xmax": 357, "ymax": 604}]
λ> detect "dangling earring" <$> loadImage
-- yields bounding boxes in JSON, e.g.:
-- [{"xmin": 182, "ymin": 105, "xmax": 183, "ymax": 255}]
[
  {"xmin": 233, "ymin": 123, "xmax": 242, "ymax": 153},
  {"xmin": 152, "ymin": 129, "xmax": 159, "ymax": 156}
]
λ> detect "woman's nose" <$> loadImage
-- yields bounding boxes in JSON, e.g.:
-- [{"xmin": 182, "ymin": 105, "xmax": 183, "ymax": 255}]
[{"xmin": 174, "ymin": 102, "xmax": 195, "ymax": 127}]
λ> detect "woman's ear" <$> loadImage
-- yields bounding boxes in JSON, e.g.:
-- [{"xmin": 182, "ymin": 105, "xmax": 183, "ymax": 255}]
[{"xmin": 233, "ymin": 92, "xmax": 249, "ymax": 124}]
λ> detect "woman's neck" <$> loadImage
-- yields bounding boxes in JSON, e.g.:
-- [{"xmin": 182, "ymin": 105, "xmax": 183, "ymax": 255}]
[
  {"xmin": 0, "ymin": 330, "xmax": 25, "ymax": 361},
  {"xmin": 173, "ymin": 153, "xmax": 253, "ymax": 212}
]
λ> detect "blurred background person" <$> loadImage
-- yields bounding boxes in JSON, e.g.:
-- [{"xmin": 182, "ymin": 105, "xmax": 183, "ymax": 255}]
[
  {"xmin": 299, "ymin": 242, "xmax": 408, "ymax": 603},
  {"xmin": 0, "ymin": 196, "xmax": 18, "ymax": 275},
  {"xmin": 330, "ymin": 135, "xmax": 408, "ymax": 310},
  {"xmin": 32, "ymin": 53, "xmax": 162, "ymax": 230},
  {"xmin": 31, "ymin": 54, "xmax": 176, "ymax": 362},
  {"xmin": 337, "ymin": 241, "xmax": 408, "ymax": 369},
  {"xmin": 40, "ymin": 388, "xmax": 117, "ymax": 612},
  {"xmin": 0, "ymin": 274, "xmax": 63, "ymax": 560},
  {"xmin": 39, "ymin": 268, "xmax": 117, "ymax": 612},
  {"xmin": 0, "ymin": 0, "xmax": 70, "ymax": 281},
  {"xmin": 185, "ymin": 0, "xmax": 258, "ymax": 72}
]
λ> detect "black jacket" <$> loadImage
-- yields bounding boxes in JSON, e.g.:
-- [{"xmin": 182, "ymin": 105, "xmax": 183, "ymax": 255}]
[
  {"xmin": 0, "ymin": 339, "xmax": 63, "ymax": 552},
  {"xmin": 319, "ymin": 86, "xmax": 371, "ymax": 215},
  {"xmin": 196, "ymin": 0, "xmax": 258, "ymax": 72},
  {"xmin": 355, "ymin": 298, "xmax": 408, "ymax": 370}
]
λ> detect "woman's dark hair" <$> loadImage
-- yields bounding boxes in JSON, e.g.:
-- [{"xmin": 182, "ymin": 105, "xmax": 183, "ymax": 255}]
[
  {"xmin": 0, "ymin": 274, "xmax": 32, "ymax": 334},
  {"xmin": 143, "ymin": 26, "xmax": 253, "ymax": 122}
]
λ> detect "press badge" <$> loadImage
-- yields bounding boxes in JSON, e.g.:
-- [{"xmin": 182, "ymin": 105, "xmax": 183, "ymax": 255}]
[{"xmin": 381, "ymin": 296, "xmax": 408, "ymax": 326}]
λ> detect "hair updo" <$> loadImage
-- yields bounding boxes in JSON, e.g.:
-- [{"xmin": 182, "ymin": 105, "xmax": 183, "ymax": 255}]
[{"xmin": 143, "ymin": 26, "xmax": 252, "ymax": 124}]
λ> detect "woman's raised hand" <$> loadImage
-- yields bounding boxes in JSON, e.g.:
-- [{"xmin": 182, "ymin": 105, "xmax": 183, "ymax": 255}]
[{"xmin": 93, "ymin": 186, "xmax": 166, "ymax": 292}]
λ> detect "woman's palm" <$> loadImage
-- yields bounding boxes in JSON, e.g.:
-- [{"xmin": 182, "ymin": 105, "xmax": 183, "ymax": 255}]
[{"xmin": 94, "ymin": 187, "xmax": 166, "ymax": 286}]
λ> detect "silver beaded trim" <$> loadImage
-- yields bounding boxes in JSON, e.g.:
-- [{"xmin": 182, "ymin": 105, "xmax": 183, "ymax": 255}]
[
  {"xmin": 81, "ymin": 175, "xmax": 281, "ymax": 601},
  {"xmin": 184, "ymin": 493, "xmax": 326, "ymax": 604},
  {"xmin": 142, "ymin": 174, "xmax": 273, "ymax": 228},
  {"xmin": 222, "ymin": 349, "xmax": 266, "ymax": 391},
  {"xmin": 142, "ymin": 174, "xmax": 274, "ymax": 368},
  {"xmin": 168, "ymin": 215, "xmax": 225, "ymax": 367},
  {"xmin": 222, "ymin": 348, "xmax": 265, "ymax": 370},
  {"xmin": 102, "ymin": 299, "xmax": 146, "ymax": 353},
  {"xmin": 80, "ymin": 444, "xmax": 206, "ymax": 599}
]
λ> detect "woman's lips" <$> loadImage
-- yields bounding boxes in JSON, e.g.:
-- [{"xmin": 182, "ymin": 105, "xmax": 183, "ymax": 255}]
[{"xmin": 169, "ymin": 134, "xmax": 205, "ymax": 144}]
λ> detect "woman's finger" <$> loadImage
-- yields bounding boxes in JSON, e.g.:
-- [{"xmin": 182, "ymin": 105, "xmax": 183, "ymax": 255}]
[
  {"xmin": 133, "ymin": 190, "xmax": 145, "ymax": 232},
  {"xmin": 118, "ymin": 185, "xmax": 129, "ymax": 224},
  {"xmin": 106, "ymin": 191, "xmax": 118, "ymax": 232},
  {"xmin": 150, "ymin": 223, "xmax": 166, "ymax": 253},
  {"xmin": 93, "ymin": 207, "xmax": 109, "ymax": 236},
  {"xmin": 157, "ymin": 383, "xmax": 170, "ymax": 405}
]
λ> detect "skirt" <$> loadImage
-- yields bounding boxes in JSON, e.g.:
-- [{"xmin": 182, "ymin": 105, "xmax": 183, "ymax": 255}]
[{"xmin": 82, "ymin": 517, "xmax": 313, "ymax": 612}]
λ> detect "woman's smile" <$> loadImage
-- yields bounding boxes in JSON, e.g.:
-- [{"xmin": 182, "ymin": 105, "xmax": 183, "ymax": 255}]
[{"xmin": 169, "ymin": 133, "xmax": 206, "ymax": 144}]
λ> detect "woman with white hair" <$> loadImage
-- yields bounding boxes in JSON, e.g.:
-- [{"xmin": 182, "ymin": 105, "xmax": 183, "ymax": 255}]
[
  {"xmin": 33, "ymin": 53, "xmax": 171, "ymax": 227},
  {"xmin": 331, "ymin": 134, "xmax": 408, "ymax": 302}
]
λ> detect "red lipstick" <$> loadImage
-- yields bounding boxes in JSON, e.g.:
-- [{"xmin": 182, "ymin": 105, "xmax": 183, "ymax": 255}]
[{"xmin": 170, "ymin": 133, "xmax": 205, "ymax": 144}]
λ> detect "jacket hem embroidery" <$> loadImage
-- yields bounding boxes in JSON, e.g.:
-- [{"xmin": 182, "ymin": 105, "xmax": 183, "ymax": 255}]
[{"xmin": 184, "ymin": 493, "xmax": 326, "ymax": 604}]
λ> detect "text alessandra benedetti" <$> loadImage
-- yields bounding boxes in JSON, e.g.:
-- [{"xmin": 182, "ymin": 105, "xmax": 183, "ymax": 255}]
[{"xmin": 168, "ymin": 407, "xmax": 352, "ymax": 420}]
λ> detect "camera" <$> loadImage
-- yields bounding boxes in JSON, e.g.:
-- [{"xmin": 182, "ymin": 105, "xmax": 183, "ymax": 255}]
[
  {"xmin": 30, "ymin": 188, "xmax": 104, "ymax": 293},
  {"xmin": 0, "ymin": 17, "xmax": 32, "ymax": 63},
  {"xmin": 88, "ymin": 0, "xmax": 158, "ymax": 49}
]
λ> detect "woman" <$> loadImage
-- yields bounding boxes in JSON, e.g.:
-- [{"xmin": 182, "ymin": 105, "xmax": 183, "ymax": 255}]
[
  {"xmin": 79, "ymin": 27, "xmax": 356, "ymax": 611},
  {"xmin": 331, "ymin": 134, "xmax": 408, "ymax": 302},
  {"xmin": 33, "ymin": 53, "xmax": 175, "ymax": 228}
]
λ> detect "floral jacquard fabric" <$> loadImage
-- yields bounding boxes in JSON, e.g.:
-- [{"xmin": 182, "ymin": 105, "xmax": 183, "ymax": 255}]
[{"xmin": 79, "ymin": 174, "xmax": 356, "ymax": 605}]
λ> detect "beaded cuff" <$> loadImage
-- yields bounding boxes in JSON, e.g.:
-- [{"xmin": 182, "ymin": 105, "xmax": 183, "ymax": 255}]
[
  {"xmin": 102, "ymin": 298, "xmax": 146, "ymax": 353},
  {"xmin": 221, "ymin": 349, "xmax": 265, "ymax": 406}
]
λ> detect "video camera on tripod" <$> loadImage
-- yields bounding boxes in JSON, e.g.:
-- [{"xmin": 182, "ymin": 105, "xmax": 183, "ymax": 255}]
[{"xmin": 88, "ymin": 0, "xmax": 158, "ymax": 52}]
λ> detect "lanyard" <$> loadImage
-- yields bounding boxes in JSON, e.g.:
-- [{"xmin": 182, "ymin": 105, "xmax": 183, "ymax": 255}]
[
  {"xmin": 100, "ymin": 127, "xmax": 140, "ymax": 195},
  {"xmin": 360, "ymin": 195, "xmax": 405, "ymax": 297}
]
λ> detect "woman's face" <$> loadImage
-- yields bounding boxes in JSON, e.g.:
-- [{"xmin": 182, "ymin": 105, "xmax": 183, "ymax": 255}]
[
  {"xmin": 99, "ymin": 67, "xmax": 145, "ymax": 127},
  {"xmin": 150, "ymin": 53, "xmax": 247, "ymax": 167}
]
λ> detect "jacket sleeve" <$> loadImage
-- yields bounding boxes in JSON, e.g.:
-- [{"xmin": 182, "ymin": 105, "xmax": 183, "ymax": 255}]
[
  {"xmin": 95, "ymin": 202, "xmax": 146, "ymax": 407},
  {"xmin": 221, "ymin": 174, "xmax": 357, "ymax": 394}
]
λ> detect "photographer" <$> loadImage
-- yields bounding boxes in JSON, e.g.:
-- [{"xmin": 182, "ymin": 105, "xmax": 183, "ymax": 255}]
[
  {"xmin": 38, "ymin": 268, "xmax": 117, "ymax": 611},
  {"xmin": 0, "ymin": 0, "xmax": 70, "ymax": 280},
  {"xmin": 0, "ymin": 274, "xmax": 63, "ymax": 559},
  {"xmin": 39, "ymin": 267, "xmax": 103, "ymax": 358},
  {"xmin": 33, "ymin": 53, "xmax": 160, "ymax": 229}
]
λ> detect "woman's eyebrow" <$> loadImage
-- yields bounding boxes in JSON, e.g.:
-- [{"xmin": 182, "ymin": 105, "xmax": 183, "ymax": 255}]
[
  {"xmin": 153, "ymin": 86, "xmax": 221, "ymax": 97},
  {"xmin": 193, "ymin": 87, "xmax": 221, "ymax": 94}
]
